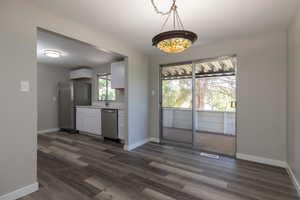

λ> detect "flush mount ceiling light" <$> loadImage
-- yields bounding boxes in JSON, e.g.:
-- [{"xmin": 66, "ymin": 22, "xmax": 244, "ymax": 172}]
[
  {"xmin": 43, "ymin": 49, "xmax": 62, "ymax": 58},
  {"xmin": 151, "ymin": 0, "xmax": 198, "ymax": 53}
]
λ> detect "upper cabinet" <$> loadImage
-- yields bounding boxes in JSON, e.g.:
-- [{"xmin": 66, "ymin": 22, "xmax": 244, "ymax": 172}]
[
  {"xmin": 111, "ymin": 61, "xmax": 125, "ymax": 89},
  {"xmin": 70, "ymin": 68, "xmax": 93, "ymax": 79}
]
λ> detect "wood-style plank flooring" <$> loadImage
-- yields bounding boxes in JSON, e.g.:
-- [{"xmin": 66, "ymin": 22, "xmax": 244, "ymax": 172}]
[
  {"xmin": 19, "ymin": 131, "xmax": 299, "ymax": 200},
  {"xmin": 163, "ymin": 127, "xmax": 236, "ymax": 156}
]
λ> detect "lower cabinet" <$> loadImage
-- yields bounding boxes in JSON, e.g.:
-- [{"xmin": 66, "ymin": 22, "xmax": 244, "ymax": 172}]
[
  {"xmin": 76, "ymin": 108, "xmax": 101, "ymax": 135},
  {"xmin": 76, "ymin": 107, "xmax": 125, "ymax": 139}
]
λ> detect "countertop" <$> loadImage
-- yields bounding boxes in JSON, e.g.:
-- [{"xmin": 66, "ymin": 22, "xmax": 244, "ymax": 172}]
[{"xmin": 76, "ymin": 105, "xmax": 124, "ymax": 110}]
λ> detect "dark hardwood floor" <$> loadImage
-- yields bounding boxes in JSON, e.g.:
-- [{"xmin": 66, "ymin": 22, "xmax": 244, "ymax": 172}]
[{"xmin": 19, "ymin": 131, "xmax": 299, "ymax": 200}]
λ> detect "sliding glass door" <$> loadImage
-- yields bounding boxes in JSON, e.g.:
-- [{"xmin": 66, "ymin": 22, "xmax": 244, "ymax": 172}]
[
  {"xmin": 160, "ymin": 63, "xmax": 193, "ymax": 147},
  {"xmin": 194, "ymin": 66, "xmax": 236, "ymax": 156},
  {"xmin": 160, "ymin": 56, "xmax": 237, "ymax": 156}
]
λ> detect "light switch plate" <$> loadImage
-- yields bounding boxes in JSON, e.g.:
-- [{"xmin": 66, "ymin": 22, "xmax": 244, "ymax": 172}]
[{"xmin": 20, "ymin": 81, "xmax": 30, "ymax": 92}]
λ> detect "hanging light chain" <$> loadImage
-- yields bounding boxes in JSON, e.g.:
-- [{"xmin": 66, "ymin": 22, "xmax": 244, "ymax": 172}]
[
  {"xmin": 175, "ymin": 9, "xmax": 184, "ymax": 29},
  {"xmin": 151, "ymin": 0, "xmax": 184, "ymax": 31},
  {"xmin": 151, "ymin": 0, "xmax": 176, "ymax": 16},
  {"xmin": 160, "ymin": 12, "xmax": 172, "ymax": 31}
]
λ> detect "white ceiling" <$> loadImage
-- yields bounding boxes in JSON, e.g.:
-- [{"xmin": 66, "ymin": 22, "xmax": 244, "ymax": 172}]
[
  {"xmin": 33, "ymin": 0, "xmax": 300, "ymax": 55},
  {"xmin": 37, "ymin": 29, "xmax": 124, "ymax": 68}
]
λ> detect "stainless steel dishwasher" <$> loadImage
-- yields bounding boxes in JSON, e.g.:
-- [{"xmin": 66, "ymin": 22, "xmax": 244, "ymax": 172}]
[{"xmin": 101, "ymin": 109, "xmax": 118, "ymax": 139}]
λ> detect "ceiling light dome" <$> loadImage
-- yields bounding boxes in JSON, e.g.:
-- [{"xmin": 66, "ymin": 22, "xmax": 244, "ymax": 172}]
[
  {"xmin": 152, "ymin": 30, "xmax": 197, "ymax": 53},
  {"xmin": 43, "ymin": 49, "xmax": 62, "ymax": 58},
  {"xmin": 151, "ymin": 0, "xmax": 198, "ymax": 53}
]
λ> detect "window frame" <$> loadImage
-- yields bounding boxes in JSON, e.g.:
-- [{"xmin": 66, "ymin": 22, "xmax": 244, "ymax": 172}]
[{"xmin": 97, "ymin": 73, "xmax": 116, "ymax": 101}]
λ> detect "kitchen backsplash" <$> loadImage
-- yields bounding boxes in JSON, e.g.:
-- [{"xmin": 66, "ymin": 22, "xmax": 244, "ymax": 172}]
[{"xmin": 92, "ymin": 101, "xmax": 125, "ymax": 109}]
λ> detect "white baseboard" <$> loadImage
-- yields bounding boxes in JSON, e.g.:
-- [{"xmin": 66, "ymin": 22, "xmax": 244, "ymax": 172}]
[
  {"xmin": 124, "ymin": 138, "xmax": 149, "ymax": 151},
  {"xmin": 149, "ymin": 137, "xmax": 160, "ymax": 143},
  {"xmin": 236, "ymin": 153, "xmax": 287, "ymax": 168},
  {"xmin": 0, "ymin": 182, "xmax": 39, "ymax": 200},
  {"xmin": 38, "ymin": 128, "xmax": 60, "ymax": 134},
  {"xmin": 286, "ymin": 165, "xmax": 300, "ymax": 196}
]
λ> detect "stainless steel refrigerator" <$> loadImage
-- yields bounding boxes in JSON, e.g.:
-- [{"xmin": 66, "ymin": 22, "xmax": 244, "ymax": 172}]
[{"xmin": 58, "ymin": 80, "xmax": 91, "ymax": 132}]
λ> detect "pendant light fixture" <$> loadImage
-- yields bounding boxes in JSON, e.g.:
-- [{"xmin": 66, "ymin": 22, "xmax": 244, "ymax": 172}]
[{"xmin": 151, "ymin": 0, "xmax": 198, "ymax": 53}]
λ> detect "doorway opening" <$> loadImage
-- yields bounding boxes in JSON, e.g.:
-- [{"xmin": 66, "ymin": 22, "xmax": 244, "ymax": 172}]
[{"xmin": 159, "ymin": 56, "xmax": 237, "ymax": 157}]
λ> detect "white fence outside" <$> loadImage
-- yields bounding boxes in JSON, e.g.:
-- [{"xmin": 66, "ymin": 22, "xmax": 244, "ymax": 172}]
[{"xmin": 163, "ymin": 108, "xmax": 236, "ymax": 136}]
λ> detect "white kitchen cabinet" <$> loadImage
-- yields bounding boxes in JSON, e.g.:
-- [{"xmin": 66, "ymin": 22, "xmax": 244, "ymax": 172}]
[
  {"xmin": 111, "ymin": 61, "xmax": 125, "ymax": 89},
  {"xmin": 70, "ymin": 68, "xmax": 93, "ymax": 79},
  {"xmin": 76, "ymin": 108, "xmax": 101, "ymax": 135},
  {"xmin": 76, "ymin": 107, "xmax": 125, "ymax": 140},
  {"xmin": 118, "ymin": 110, "xmax": 125, "ymax": 140}
]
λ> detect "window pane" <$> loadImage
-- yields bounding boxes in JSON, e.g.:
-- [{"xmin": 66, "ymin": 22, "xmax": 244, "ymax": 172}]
[
  {"xmin": 195, "ymin": 76, "xmax": 236, "ymax": 112},
  {"xmin": 98, "ymin": 77, "xmax": 107, "ymax": 100},
  {"xmin": 162, "ymin": 79, "xmax": 192, "ymax": 108},
  {"xmin": 107, "ymin": 78, "xmax": 116, "ymax": 101},
  {"xmin": 98, "ymin": 74, "xmax": 116, "ymax": 101}
]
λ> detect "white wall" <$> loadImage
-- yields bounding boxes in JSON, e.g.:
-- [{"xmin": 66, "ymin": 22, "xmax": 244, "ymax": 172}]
[
  {"xmin": 149, "ymin": 31, "xmax": 287, "ymax": 162},
  {"xmin": 127, "ymin": 57, "xmax": 149, "ymax": 146},
  {"xmin": 0, "ymin": 0, "xmax": 148, "ymax": 197},
  {"xmin": 0, "ymin": 1, "xmax": 38, "ymax": 197},
  {"xmin": 37, "ymin": 64, "xmax": 69, "ymax": 132},
  {"xmin": 287, "ymin": 7, "xmax": 300, "ymax": 184}
]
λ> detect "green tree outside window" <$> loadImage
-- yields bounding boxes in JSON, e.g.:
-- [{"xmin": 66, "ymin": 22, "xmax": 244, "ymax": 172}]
[
  {"xmin": 162, "ymin": 76, "xmax": 236, "ymax": 112},
  {"xmin": 98, "ymin": 74, "xmax": 116, "ymax": 101}
]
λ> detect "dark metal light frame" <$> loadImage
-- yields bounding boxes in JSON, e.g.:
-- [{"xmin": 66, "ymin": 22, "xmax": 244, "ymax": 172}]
[{"xmin": 152, "ymin": 30, "xmax": 198, "ymax": 47}]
